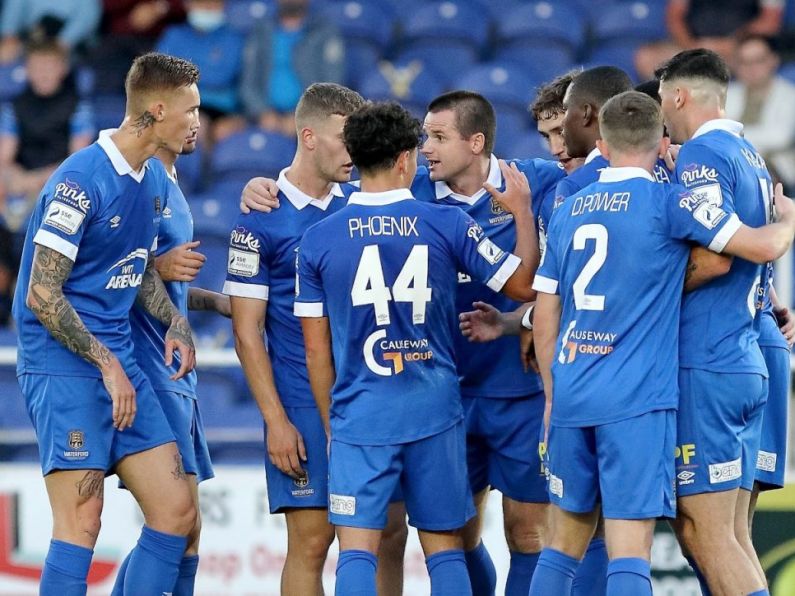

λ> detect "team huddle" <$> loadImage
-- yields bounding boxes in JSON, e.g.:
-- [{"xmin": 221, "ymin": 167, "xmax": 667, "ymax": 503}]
[{"xmin": 9, "ymin": 47, "xmax": 795, "ymax": 596}]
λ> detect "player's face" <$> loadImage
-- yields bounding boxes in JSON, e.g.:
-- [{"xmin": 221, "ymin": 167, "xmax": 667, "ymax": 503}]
[
  {"xmin": 537, "ymin": 112, "xmax": 580, "ymax": 174},
  {"xmin": 658, "ymin": 81, "xmax": 686, "ymax": 145},
  {"xmin": 312, "ymin": 114, "xmax": 354, "ymax": 183},
  {"xmin": 421, "ymin": 109, "xmax": 477, "ymax": 182},
  {"xmin": 560, "ymin": 86, "xmax": 589, "ymax": 159},
  {"xmin": 158, "ymin": 83, "xmax": 201, "ymax": 154}
]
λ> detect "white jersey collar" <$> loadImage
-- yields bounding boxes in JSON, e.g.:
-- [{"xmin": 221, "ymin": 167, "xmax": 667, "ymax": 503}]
[
  {"xmin": 434, "ymin": 154, "xmax": 502, "ymax": 206},
  {"xmin": 278, "ymin": 168, "xmax": 344, "ymax": 211},
  {"xmin": 347, "ymin": 188, "xmax": 414, "ymax": 206},
  {"xmin": 584, "ymin": 147, "xmax": 602, "ymax": 165},
  {"xmin": 692, "ymin": 119, "xmax": 744, "ymax": 139},
  {"xmin": 97, "ymin": 128, "xmax": 148, "ymax": 183},
  {"xmin": 598, "ymin": 166, "xmax": 655, "ymax": 183}
]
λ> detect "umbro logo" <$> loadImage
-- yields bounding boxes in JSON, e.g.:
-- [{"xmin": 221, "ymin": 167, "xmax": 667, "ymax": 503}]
[
  {"xmin": 110, "ymin": 216, "xmax": 121, "ymax": 228},
  {"xmin": 163, "ymin": 206, "xmax": 172, "ymax": 219}
]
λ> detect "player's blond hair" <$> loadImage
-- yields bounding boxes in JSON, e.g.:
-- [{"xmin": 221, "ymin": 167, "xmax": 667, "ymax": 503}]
[
  {"xmin": 295, "ymin": 83, "xmax": 365, "ymax": 130},
  {"xmin": 599, "ymin": 91, "xmax": 663, "ymax": 154}
]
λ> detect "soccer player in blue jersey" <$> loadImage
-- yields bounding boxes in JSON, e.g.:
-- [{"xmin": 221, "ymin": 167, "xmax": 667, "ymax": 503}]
[
  {"xmin": 13, "ymin": 53, "xmax": 202, "ymax": 594},
  {"xmin": 226, "ymin": 83, "xmax": 408, "ymax": 596},
  {"xmin": 296, "ymin": 100, "xmax": 537, "ymax": 596},
  {"xmin": 528, "ymin": 91, "xmax": 795, "ymax": 596},
  {"xmin": 109, "ymin": 127, "xmax": 231, "ymax": 593},
  {"xmin": 657, "ymin": 48, "xmax": 789, "ymax": 596}
]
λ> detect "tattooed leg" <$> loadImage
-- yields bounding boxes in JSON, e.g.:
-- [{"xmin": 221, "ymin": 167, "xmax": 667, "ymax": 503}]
[{"xmin": 44, "ymin": 470, "xmax": 105, "ymax": 547}]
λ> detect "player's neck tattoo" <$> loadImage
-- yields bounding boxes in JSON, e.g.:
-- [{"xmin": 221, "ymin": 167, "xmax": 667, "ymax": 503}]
[{"xmin": 133, "ymin": 110, "xmax": 156, "ymax": 137}]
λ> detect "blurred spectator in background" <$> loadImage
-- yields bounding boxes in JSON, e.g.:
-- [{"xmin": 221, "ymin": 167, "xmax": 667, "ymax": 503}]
[
  {"xmin": 240, "ymin": 0, "xmax": 344, "ymax": 136},
  {"xmin": 0, "ymin": 39, "xmax": 94, "ymax": 230},
  {"xmin": 90, "ymin": 0, "xmax": 186, "ymax": 94},
  {"xmin": 635, "ymin": 0, "xmax": 784, "ymax": 80},
  {"xmin": 157, "ymin": 0, "xmax": 245, "ymax": 141},
  {"xmin": 726, "ymin": 34, "xmax": 795, "ymax": 188},
  {"xmin": 0, "ymin": 221, "xmax": 14, "ymax": 327},
  {"xmin": 0, "ymin": 0, "xmax": 101, "ymax": 63}
]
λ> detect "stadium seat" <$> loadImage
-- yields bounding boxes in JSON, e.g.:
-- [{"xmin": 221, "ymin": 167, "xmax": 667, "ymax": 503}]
[
  {"xmin": 192, "ymin": 232, "xmax": 232, "ymax": 295},
  {"xmin": 92, "ymin": 94, "xmax": 126, "ymax": 132},
  {"xmin": 590, "ymin": 1, "xmax": 667, "ymax": 45},
  {"xmin": 192, "ymin": 312, "xmax": 235, "ymax": 350},
  {"xmin": 494, "ymin": 2, "xmax": 586, "ymax": 61},
  {"xmin": 358, "ymin": 58, "xmax": 446, "ymax": 119},
  {"xmin": 493, "ymin": 46, "xmax": 577, "ymax": 85},
  {"xmin": 455, "ymin": 62, "xmax": 540, "ymax": 118},
  {"xmin": 400, "ymin": 1, "xmax": 490, "ymax": 62},
  {"xmin": 190, "ymin": 179, "xmax": 247, "ymax": 236},
  {"xmin": 225, "ymin": 0, "xmax": 275, "ymax": 34},
  {"xmin": 324, "ymin": 1, "xmax": 397, "ymax": 86},
  {"xmin": 394, "ymin": 44, "xmax": 478, "ymax": 86},
  {"xmin": 494, "ymin": 110, "xmax": 533, "ymax": 157},
  {"xmin": 588, "ymin": 41, "xmax": 643, "ymax": 80},
  {"xmin": 174, "ymin": 141, "xmax": 204, "ymax": 195},
  {"xmin": 0, "ymin": 60, "xmax": 26, "ymax": 102},
  {"xmin": 210, "ymin": 128, "xmax": 296, "ymax": 183},
  {"xmin": 502, "ymin": 131, "xmax": 552, "ymax": 161}
]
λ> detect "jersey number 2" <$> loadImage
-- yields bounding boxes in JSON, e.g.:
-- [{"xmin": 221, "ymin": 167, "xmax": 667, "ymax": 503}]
[
  {"xmin": 351, "ymin": 244, "xmax": 432, "ymax": 325},
  {"xmin": 573, "ymin": 224, "xmax": 607, "ymax": 311}
]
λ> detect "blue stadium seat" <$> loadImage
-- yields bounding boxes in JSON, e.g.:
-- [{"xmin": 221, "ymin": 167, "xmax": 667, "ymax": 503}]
[
  {"xmin": 779, "ymin": 62, "xmax": 795, "ymax": 86},
  {"xmin": 210, "ymin": 128, "xmax": 296, "ymax": 182},
  {"xmin": 190, "ymin": 179, "xmax": 247, "ymax": 236},
  {"xmin": 225, "ymin": 0, "xmax": 276, "ymax": 34},
  {"xmin": 493, "ymin": 46, "xmax": 577, "ymax": 85},
  {"xmin": 495, "ymin": 2, "xmax": 586, "ymax": 60},
  {"xmin": 588, "ymin": 41, "xmax": 643, "ymax": 81},
  {"xmin": 192, "ymin": 232, "xmax": 232, "ymax": 295},
  {"xmin": 591, "ymin": 1, "xmax": 666, "ymax": 45},
  {"xmin": 174, "ymin": 141, "xmax": 204, "ymax": 195},
  {"xmin": 93, "ymin": 94, "xmax": 126, "ymax": 132},
  {"xmin": 0, "ymin": 60, "xmax": 26, "ymax": 102},
  {"xmin": 400, "ymin": 1, "xmax": 490, "ymax": 59},
  {"xmin": 394, "ymin": 44, "xmax": 478, "ymax": 86},
  {"xmin": 503, "ymin": 131, "xmax": 552, "ymax": 161},
  {"xmin": 494, "ymin": 110, "xmax": 533, "ymax": 157},
  {"xmin": 358, "ymin": 59, "xmax": 446, "ymax": 119},
  {"xmin": 192, "ymin": 312, "xmax": 235, "ymax": 350},
  {"xmin": 324, "ymin": 1, "xmax": 396, "ymax": 86},
  {"xmin": 455, "ymin": 63, "xmax": 540, "ymax": 117},
  {"xmin": 0, "ymin": 368, "xmax": 29, "ymax": 430}
]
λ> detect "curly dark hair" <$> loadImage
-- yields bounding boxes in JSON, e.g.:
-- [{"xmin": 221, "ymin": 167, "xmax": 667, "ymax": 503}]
[
  {"xmin": 125, "ymin": 52, "xmax": 200, "ymax": 99},
  {"xmin": 343, "ymin": 101, "xmax": 423, "ymax": 174},
  {"xmin": 530, "ymin": 69, "xmax": 582, "ymax": 121}
]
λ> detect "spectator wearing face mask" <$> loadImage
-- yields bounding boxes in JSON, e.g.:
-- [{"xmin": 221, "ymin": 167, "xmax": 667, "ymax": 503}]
[
  {"xmin": 157, "ymin": 0, "xmax": 246, "ymax": 141},
  {"xmin": 726, "ymin": 34, "xmax": 795, "ymax": 187},
  {"xmin": 240, "ymin": 0, "xmax": 344, "ymax": 137}
]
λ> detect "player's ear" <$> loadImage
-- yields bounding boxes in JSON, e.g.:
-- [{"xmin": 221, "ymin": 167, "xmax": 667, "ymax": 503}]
[
  {"xmin": 149, "ymin": 100, "xmax": 166, "ymax": 122},
  {"xmin": 582, "ymin": 103, "xmax": 594, "ymax": 126},
  {"xmin": 300, "ymin": 127, "xmax": 315, "ymax": 150},
  {"xmin": 470, "ymin": 132, "xmax": 486, "ymax": 155},
  {"xmin": 595, "ymin": 138, "xmax": 609, "ymax": 161},
  {"xmin": 674, "ymin": 86, "xmax": 686, "ymax": 110}
]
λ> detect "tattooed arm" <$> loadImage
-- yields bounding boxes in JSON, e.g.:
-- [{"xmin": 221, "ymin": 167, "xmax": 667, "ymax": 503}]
[
  {"xmin": 683, "ymin": 246, "xmax": 732, "ymax": 293},
  {"xmin": 136, "ymin": 254, "xmax": 197, "ymax": 379},
  {"xmin": 188, "ymin": 288, "xmax": 231, "ymax": 318},
  {"xmin": 26, "ymin": 245, "xmax": 137, "ymax": 430}
]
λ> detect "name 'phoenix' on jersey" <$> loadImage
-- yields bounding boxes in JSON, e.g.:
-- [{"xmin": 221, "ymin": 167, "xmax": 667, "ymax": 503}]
[{"xmin": 295, "ymin": 191, "xmax": 521, "ymax": 445}]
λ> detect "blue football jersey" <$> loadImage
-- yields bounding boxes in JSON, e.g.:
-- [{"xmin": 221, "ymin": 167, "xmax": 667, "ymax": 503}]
[
  {"xmin": 411, "ymin": 154, "xmax": 565, "ymax": 398},
  {"xmin": 130, "ymin": 163, "xmax": 197, "ymax": 396},
  {"xmin": 224, "ymin": 172, "xmax": 352, "ymax": 407},
  {"xmin": 295, "ymin": 189, "xmax": 522, "ymax": 445},
  {"xmin": 675, "ymin": 120, "xmax": 770, "ymax": 375},
  {"xmin": 536, "ymin": 167, "xmax": 741, "ymax": 427},
  {"xmin": 14, "ymin": 133, "xmax": 169, "ymax": 377}
]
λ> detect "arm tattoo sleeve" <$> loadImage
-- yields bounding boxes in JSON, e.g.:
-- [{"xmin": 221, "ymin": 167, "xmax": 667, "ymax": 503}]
[
  {"xmin": 137, "ymin": 253, "xmax": 180, "ymax": 325},
  {"xmin": 27, "ymin": 245, "xmax": 113, "ymax": 369}
]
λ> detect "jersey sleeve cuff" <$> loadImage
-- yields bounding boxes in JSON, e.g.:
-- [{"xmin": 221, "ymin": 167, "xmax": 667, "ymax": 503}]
[
  {"xmin": 33, "ymin": 229, "xmax": 78, "ymax": 261},
  {"xmin": 708, "ymin": 213, "xmax": 742, "ymax": 253},
  {"xmin": 223, "ymin": 280, "xmax": 269, "ymax": 300},
  {"xmin": 294, "ymin": 301, "xmax": 325, "ymax": 317},
  {"xmin": 486, "ymin": 253, "xmax": 521, "ymax": 292},
  {"xmin": 533, "ymin": 274, "xmax": 559, "ymax": 294}
]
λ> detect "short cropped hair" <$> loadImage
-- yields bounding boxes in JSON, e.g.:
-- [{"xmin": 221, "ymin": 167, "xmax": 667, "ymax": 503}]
[
  {"xmin": 295, "ymin": 82, "xmax": 365, "ymax": 127},
  {"xmin": 125, "ymin": 52, "xmax": 199, "ymax": 101},
  {"xmin": 427, "ymin": 90, "xmax": 496, "ymax": 154},
  {"xmin": 343, "ymin": 102, "xmax": 423, "ymax": 174},
  {"xmin": 654, "ymin": 48, "xmax": 730, "ymax": 87},
  {"xmin": 567, "ymin": 66, "xmax": 633, "ymax": 110},
  {"xmin": 530, "ymin": 69, "xmax": 581, "ymax": 121},
  {"xmin": 634, "ymin": 79, "xmax": 661, "ymax": 104},
  {"xmin": 599, "ymin": 91, "xmax": 663, "ymax": 154}
]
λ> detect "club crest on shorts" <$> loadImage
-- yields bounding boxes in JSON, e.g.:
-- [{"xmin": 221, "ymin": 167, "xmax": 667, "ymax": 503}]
[
  {"xmin": 294, "ymin": 472, "xmax": 309, "ymax": 489},
  {"xmin": 68, "ymin": 430, "xmax": 84, "ymax": 449}
]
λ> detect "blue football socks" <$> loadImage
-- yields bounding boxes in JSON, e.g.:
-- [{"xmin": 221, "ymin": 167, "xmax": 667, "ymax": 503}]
[
  {"xmin": 573, "ymin": 537, "xmax": 608, "ymax": 596},
  {"xmin": 464, "ymin": 540, "xmax": 497, "ymax": 596},
  {"xmin": 426, "ymin": 549, "xmax": 472, "ymax": 596},
  {"xmin": 336, "ymin": 549, "xmax": 377, "ymax": 596},
  {"xmin": 529, "ymin": 548, "xmax": 579, "ymax": 595},
  {"xmin": 174, "ymin": 555, "xmax": 200, "ymax": 596},
  {"xmin": 606, "ymin": 557, "xmax": 652, "ymax": 596},
  {"xmin": 40, "ymin": 540, "xmax": 93, "ymax": 596},
  {"xmin": 505, "ymin": 550, "xmax": 540, "ymax": 596},
  {"xmin": 123, "ymin": 526, "xmax": 187, "ymax": 594}
]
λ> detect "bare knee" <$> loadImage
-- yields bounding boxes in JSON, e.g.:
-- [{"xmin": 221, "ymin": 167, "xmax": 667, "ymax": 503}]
[
  {"xmin": 381, "ymin": 517, "xmax": 409, "ymax": 557},
  {"xmin": 66, "ymin": 498, "xmax": 103, "ymax": 545},
  {"xmin": 145, "ymin": 493, "xmax": 197, "ymax": 536},
  {"xmin": 504, "ymin": 501, "xmax": 547, "ymax": 553},
  {"xmin": 185, "ymin": 512, "xmax": 202, "ymax": 556},
  {"xmin": 288, "ymin": 521, "xmax": 334, "ymax": 565}
]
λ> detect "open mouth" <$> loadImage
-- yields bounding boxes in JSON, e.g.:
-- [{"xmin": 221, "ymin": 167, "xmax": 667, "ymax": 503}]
[{"xmin": 427, "ymin": 159, "xmax": 440, "ymax": 168}]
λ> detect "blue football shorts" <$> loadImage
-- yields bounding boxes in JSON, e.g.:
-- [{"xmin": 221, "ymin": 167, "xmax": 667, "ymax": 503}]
[
  {"xmin": 755, "ymin": 345, "xmax": 789, "ymax": 490},
  {"xmin": 547, "ymin": 409, "xmax": 676, "ymax": 520},
  {"xmin": 157, "ymin": 390, "xmax": 214, "ymax": 483},
  {"xmin": 463, "ymin": 391, "xmax": 549, "ymax": 503},
  {"xmin": 328, "ymin": 420, "xmax": 475, "ymax": 531},
  {"xmin": 676, "ymin": 369, "xmax": 767, "ymax": 496},
  {"xmin": 20, "ymin": 367, "xmax": 175, "ymax": 475},
  {"xmin": 264, "ymin": 405, "xmax": 329, "ymax": 513}
]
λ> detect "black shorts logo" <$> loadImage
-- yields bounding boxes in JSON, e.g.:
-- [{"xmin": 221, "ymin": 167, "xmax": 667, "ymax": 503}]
[
  {"xmin": 68, "ymin": 430, "xmax": 84, "ymax": 449},
  {"xmin": 293, "ymin": 472, "xmax": 309, "ymax": 489}
]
